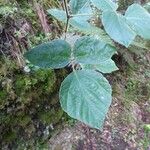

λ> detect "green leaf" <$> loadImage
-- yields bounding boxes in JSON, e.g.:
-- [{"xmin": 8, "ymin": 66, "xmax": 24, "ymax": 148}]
[
  {"xmin": 82, "ymin": 59, "xmax": 118, "ymax": 73},
  {"xmin": 47, "ymin": 8, "xmax": 93, "ymax": 34},
  {"xmin": 125, "ymin": 4, "xmax": 150, "ymax": 39},
  {"xmin": 70, "ymin": 17, "xmax": 97, "ymax": 32},
  {"xmin": 24, "ymin": 39, "xmax": 71, "ymax": 69},
  {"xmin": 47, "ymin": 8, "xmax": 114, "ymax": 46},
  {"xmin": 59, "ymin": 70, "xmax": 112, "ymax": 129},
  {"xmin": 69, "ymin": 0, "xmax": 91, "ymax": 15},
  {"xmin": 102, "ymin": 10, "xmax": 136, "ymax": 47},
  {"xmin": 47, "ymin": 9, "xmax": 67, "ymax": 22},
  {"xmin": 70, "ymin": 17, "xmax": 114, "ymax": 45},
  {"xmin": 91, "ymin": 0, "xmax": 118, "ymax": 11},
  {"xmin": 73, "ymin": 36, "xmax": 116, "ymax": 64}
]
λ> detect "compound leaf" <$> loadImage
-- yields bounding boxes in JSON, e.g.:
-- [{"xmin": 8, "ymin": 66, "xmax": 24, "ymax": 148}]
[
  {"xmin": 24, "ymin": 39, "xmax": 71, "ymax": 69},
  {"xmin": 125, "ymin": 4, "xmax": 150, "ymax": 39},
  {"xmin": 59, "ymin": 70, "xmax": 112, "ymax": 129},
  {"xmin": 73, "ymin": 36, "xmax": 116, "ymax": 64},
  {"xmin": 91, "ymin": 0, "xmax": 118, "ymax": 11},
  {"xmin": 102, "ymin": 10, "xmax": 136, "ymax": 47}
]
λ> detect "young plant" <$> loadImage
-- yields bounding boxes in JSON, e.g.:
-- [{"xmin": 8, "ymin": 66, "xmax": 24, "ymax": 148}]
[{"xmin": 24, "ymin": 0, "xmax": 150, "ymax": 129}]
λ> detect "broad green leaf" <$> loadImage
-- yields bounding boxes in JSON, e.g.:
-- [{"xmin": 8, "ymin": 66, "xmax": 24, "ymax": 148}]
[
  {"xmin": 24, "ymin": 39, "xmax": 71, "ymax": 69},
  {"xmin": 102, "ymin": 11, "xmax": 136, "ymax": 47},
  {"xmin": 47, "ymin": 9, "xmax": 67, "ymax": 22},
  {"xmin": 70, "ymin": 17, "xmax": 98, "ymax": 32},
  {"xmin": 125, "ymin": 4, "xmax": 150, "ymax": 39},
  {"xmin": 59, "ymin": 70, "xmax": 112, "ymax": 129},
  {"xmin": 47, "ymin": 8, "xmax": 93, "ymax": 33},
  {"xmin": 82, "ymin": 59, "xmax": 118, "ymax": 73},
  {"xmin": 73, "ymin": 36, "xmax": 116, "ymax": 64},
  {"xmin": 47, "ymin": 8, "xmax": 93, "ymax": 35},
  {"xmin": 47, "ymin": 9, "xmax": 114, "ymax": 46},
  {"xmin": 70, "ymin": 17, "xmax": 114, "ymax": 46},
  {"xmin": 91, "ymin": 0, "xmax": 118, "ymax": 11},
  {"xmin": 69, "ymin": 0, "xmax": 91, "ymax": 16}
]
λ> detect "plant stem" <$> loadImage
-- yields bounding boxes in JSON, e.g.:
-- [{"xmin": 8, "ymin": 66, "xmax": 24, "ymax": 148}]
[
  {"xmin": 63, "ymin": 0, "xmax": 70, "ymax": 39},
  {"xmin": 64, "ymin": 0, "xmax": 69, "ymax": 18}
]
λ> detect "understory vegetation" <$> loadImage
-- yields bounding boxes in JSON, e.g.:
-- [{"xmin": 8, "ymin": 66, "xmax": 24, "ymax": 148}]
[{"xmin": 0, "ymin": 0, "xmax": 150, "ymax": 149}]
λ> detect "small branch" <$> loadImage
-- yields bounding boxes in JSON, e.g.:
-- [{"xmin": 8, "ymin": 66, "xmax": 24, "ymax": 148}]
[
  {"xmin": 65, "ymin": 17, "xmax": 69, "ymax": 36},
  {"xmin": 63, "ymin": 0, "xmax": 69, "ymax": 18},
  {"xmin": 34, "ymin": 0, "xmax": 51, "ymax": 35},
  {"xmin": 63, "ymin": 0, "xmax": 70, "ymax": 39}
]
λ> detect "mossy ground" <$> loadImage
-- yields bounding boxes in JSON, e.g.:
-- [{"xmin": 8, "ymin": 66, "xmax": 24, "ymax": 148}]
[
  {"xmin": 0, "ymin": 0, "xmax": 71, "ymax": 149},
  {"xmin": 0, "ymin": 57, "xmax": 71, "ymax": 149}
]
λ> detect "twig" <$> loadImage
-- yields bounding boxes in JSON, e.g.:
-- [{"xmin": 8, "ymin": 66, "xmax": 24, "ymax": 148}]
[
  {"xmin": 34, "ymin": 0, "xmax": 51, "ymax": 35},
  {"xmin": 63, "ymin": 0, "xmax": 70, "ymax": 39}
]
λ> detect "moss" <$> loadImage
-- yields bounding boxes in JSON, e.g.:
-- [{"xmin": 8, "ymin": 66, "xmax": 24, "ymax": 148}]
[
  {"xmin": 3, "ymin": 130, "xmax": 17, "ymax": 143},
  {"xmin": 38, "ymin": 110, "xmax": 54, "ymax": 125},
  {"xmin": 0, "ymin": 0, "xmax": 69, "ymax": 148},
  {"xmin": 15, "ymin": 76, "xmax": 32, "ymax": 94},
  {"xmin": 38, "ymin": 108, "xmax": 64, "ymax": 125},
  {"xmin": 14, "ymin": 69, "xmax": 56, "ymax": 103},
  {"xmin": 18, "ymin": 115, "xmax": 32, "ymax": 127},
  {"xmin": 0, "ymin": 113, "xmax": 12, "ymax": 125},
  {"xmin": 0, "ymin": 57, "xmax": 19, "ymax": 79},
  {"xmin": 0, "ymin": 56, "xmax": 70, "ymax": 148},
  {"xmin": 0, "ymin": 90, "xmax": 7, "ymax": 100},
  {"xmin": 118, "ymin": 0, "xmax": 135, "ymax": 10},
  {"xmin": 125, "ymin": 79, "xmax": 139, "ymax": 101}
]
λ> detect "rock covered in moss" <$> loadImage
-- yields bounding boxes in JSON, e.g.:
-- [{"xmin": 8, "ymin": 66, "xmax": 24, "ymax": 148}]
[{"xmin": 0, "ymin": 57, "xmax": 69, "ymax": 148}]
